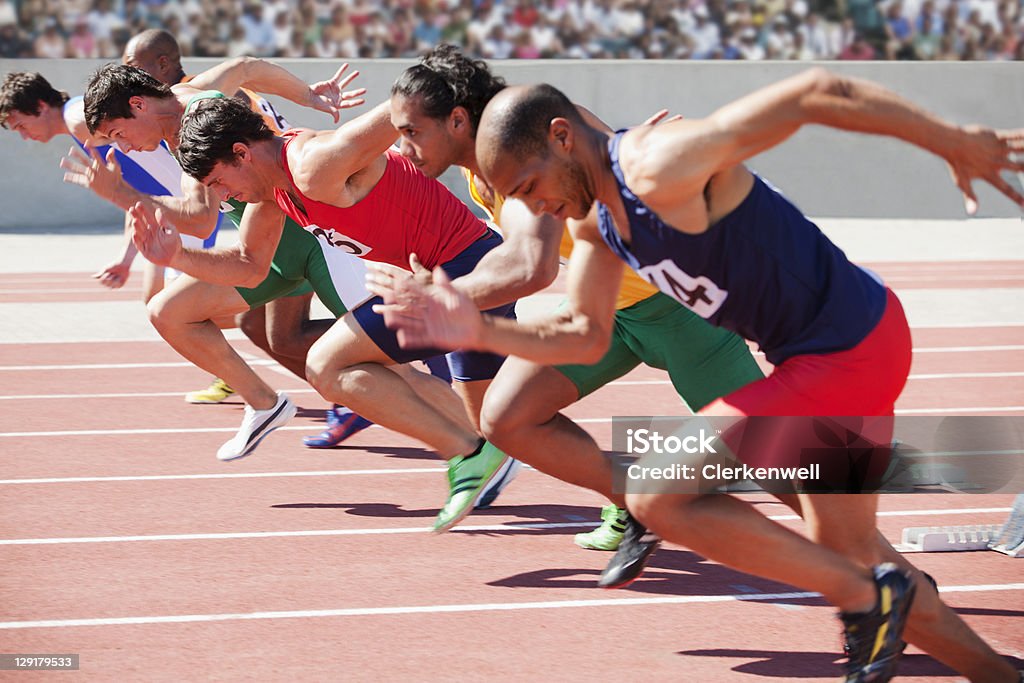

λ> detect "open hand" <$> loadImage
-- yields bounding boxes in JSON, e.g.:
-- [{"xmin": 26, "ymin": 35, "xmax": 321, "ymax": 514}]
[
  {"xmin": 129, "ymin": 202, "xmax": 181, "ymax": 267},
  {"xmin": 368, "ymin": 255, "xmax": 482, "ymax": 350},
  {"xmin": 945, "ymin": 126, "xmax": 1024, "ymax": 215},
  {"xmin": 60, "ymin": 144, "xmax": 124, "ymax": 202},
  {"xmin": 92, "ymin": 260, "xmax": 132, "ymax": 289},
  {"xmin": 310, "ymin": 63, "xmax": 367, "ymax": 123}
]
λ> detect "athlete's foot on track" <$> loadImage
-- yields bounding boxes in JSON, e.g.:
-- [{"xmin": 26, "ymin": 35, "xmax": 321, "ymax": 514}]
[
  {"xmin": 840, "ymin": 563, "xmax": 916, "ymax": 683},
  {"xmin": 435, "ymin": 440, "xmax": 509, "ymax": 532},
  {"xmin": 185, "ymin": 377, "xmax": 235, "ymax": 404},
  {"xmin": 597, "ymin": 513, "xmax": 660, "ymax": 588},
  {"xmin": 217, "ymin": 392, "xmax": 296, "ymax": 461},
  {"xmin": 303, "ymin": 405, "xmax": 373, "ymax": 448},
  {"xmin": 575, "ymin": 504, "xmax": 628, "ymax": 551},
  {"xmin": 474, "ymin": 457, "xmax": 522, "ymax": 509}
]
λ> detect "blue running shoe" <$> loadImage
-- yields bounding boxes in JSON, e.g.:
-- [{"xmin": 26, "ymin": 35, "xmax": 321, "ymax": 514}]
[{"xmin": 303, "ymin": 405, "xmax": 373, "ymax": 448}]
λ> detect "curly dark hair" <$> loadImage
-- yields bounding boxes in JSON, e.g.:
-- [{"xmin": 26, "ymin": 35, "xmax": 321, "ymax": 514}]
[
  {"xmin": 178, "ymin": 96, "xmax": 273, "ymax": 181},
  {"xmin": 83, "ymin": 64, "xmax": 173, "ymax": 133},
  {"xmin": 0, "ymin": 72, "xmax": 69, "ymax": 128},
  {"xmin": 390, "ymin": 43, "xmax": 506, "ymax": 136}
]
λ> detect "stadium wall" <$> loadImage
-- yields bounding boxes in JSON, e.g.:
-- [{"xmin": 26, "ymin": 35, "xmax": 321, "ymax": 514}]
[{"xmin": 0, "ymin": 58, "xmax": 1020, "ymax": 229}]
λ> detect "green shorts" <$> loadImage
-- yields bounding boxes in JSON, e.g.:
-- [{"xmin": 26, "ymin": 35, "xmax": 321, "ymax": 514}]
[
  {"xmin": 224, "ymin": 200, "xmax": 356, "ymax": 317},
  {"xmin": 555, "ymin": 292, "xmax": 764, "ymax": 412}
]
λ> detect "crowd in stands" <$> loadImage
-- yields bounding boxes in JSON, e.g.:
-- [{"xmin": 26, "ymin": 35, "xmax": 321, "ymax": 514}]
[{"xmin": 0, "ymin": 0, "xmax": 1021, "ymax": 61}]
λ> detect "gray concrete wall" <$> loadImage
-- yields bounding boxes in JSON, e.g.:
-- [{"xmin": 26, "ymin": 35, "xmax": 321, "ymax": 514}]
[{"xmin": 0, "ymin": 58, "xmax": 1021, "ymax": 230}]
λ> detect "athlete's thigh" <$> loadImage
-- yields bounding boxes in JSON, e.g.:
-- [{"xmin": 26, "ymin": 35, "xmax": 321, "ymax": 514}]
[
  {"xmin": 484, "ymin": 357, "xmax": 583, "ymax": 428},
  {"xmin": 265, "ymin": 292, "xmax": 313, "ymax": 339},
  {"xmin": 629, "ymin": 293, "xmax": 763, "ymax": 412},
  {"xmin": 150, "ymin": 274, "xmax": 250, "ymax": 322},
  {"xmin": 307, "ymin": 308, "xmax": 394, "ymax": 374},
  {"xmin": 553, "ymin": 318, "xmax": 642, "ymax": 399}
]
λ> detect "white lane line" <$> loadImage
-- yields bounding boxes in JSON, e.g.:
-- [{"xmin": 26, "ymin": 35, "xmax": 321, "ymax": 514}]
[
  {"xmin": 0, "ymin": 508, "xmax": 1010, "ymax": 545},
  {"xmin": 2, "ymin": 584, "xmax": 1022, "ymax": 630},
  {"xmin": 0, "ymin": 360, "xmax": 279, "ymax": 371},
  {"xmin": 908, "ymin": 372, "xmax": 1024, "ymax": 380},
  {"xmin": 0, "ymin": 389, "xmax": 319, "ymax": 401},
  {"xmin": 894, "ymin": 407, "xmax": 1024, "ymax": 414},
  {"xmin": 0, "ymin": 288, "xmax": 144, "ymax": 294},
  {"xmin": 913, "ymin": 345, "xmax": 1024, "ymax": 353},
  {"xmin": 881, "ymin": 275, "xmax": 1024, "ymax": 282},
  {"xmin": 0, "ymin": 467, "xmax": 448, "ymax": 485},
  {"xmin": 0, "ymin": 521, "xmax": 595, "ymax": 546},
  {"xmin": 7, "ymin": 410, "xmax": 1024, "ymax": 438},
  {"xmin": 2, "ymin": 345, "xmax": 1022, "ymax": 373},
  {"xmin": 5, "ymin": 371, "xmax": 1024, "ymax": 400}
]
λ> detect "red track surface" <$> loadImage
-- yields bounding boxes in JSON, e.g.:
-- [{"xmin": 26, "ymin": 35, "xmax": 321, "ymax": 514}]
[{"xmin": 1, "ymin": 268, "xmax": 1022, "ymax": 681}]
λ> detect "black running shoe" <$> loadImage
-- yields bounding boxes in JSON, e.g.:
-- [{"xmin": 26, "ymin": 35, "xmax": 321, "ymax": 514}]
[
  {"xmin": 840, "ymin": 563, "xmax": 917, "ymax": 683},
  {"xmin": 596, "ymin": 513, "xmax": 660, "ymax": 589}
]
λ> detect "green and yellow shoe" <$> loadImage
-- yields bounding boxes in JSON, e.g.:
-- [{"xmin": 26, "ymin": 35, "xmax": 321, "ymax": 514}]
[
  {"xmin": 434, "ymin": 440, "xmax": 509, "ymax": 532},
  {"xmin": 575, "ymin": 504, "xmax": 628, "ymax": 551},
  {"xmin": 185, "ymin": 378, "xmax": 236, "ymax": 404}
]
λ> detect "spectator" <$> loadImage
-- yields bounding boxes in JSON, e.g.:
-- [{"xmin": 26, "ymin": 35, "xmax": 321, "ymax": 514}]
[
  {"xmin": 412, "ymin": 4, "xmax": 442, "ymax": 52},
  {"xmin": 272, "ymin": 9, "xmax": 293, "ymax": 56},
  {"xmin": 840, "ymin": 30, "xmax": 877, "ymax": 57},
  {"xmin": 0, "ymin": 21, "xmax": 30, "ymax": 57},
  {"xmin": 482, "ymin": 24, "xmax": 515, "ymax": 58},
  {"xmin": 913, "ymin": 13, "xmax": 941, "ymax": 57},
  {"xmin": 690, "ymin": 5, "xmax": 722, "ymax": 57},
  {"xmin": 738, "ymin": 27, "xmax": 766, "ymax": 58},
  {"xmin": 7, "ymin": 0, "xmax": 1016, "ymax": 61},
  {"xmin": 68, "ymin": 17, "xmax": 97, "ymax": 57},
  {"xmin": 239, "ymin": 3, "xmax": 275, "ymax": 56},
  {"xmin": 226, "ymin": 23, "xmax": 254, "ymax": 57},
  {"xmin": 765, "ymin": 16, "xmax": 795, "ymax": 56},
  {"xmin": 33, "ymin": 19, "xmax": 67, "ymax": 58},
  {"xmin": 86, "ymin": 0, "xmax": 124, "ymax": 56},
  {"xmin": 512, "ymin": 0, "xmax": 540, "ymax": 29}
]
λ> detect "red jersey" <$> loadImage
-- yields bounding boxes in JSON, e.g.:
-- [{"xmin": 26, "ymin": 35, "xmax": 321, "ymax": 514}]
[{"xmin": 274, "ymin": 131, "xmax": 487, "ymax": 270}]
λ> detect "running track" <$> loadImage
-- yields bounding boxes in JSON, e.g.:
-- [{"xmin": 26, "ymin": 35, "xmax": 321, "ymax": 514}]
[{"xmin": 1, "ymin": 262, "xmax": 1022, "ymax": 681}]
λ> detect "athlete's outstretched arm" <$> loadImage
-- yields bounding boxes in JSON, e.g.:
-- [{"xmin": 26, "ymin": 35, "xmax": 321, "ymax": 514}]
[
  {"xmin": 371, "ymin": 212, "xmax": 622, "ymax": 366},
  {"xmin": 287, "ymin": 101, "xmax": 398, "ymax": 202},
  {"xmin": 131, "ymin": 200, "xmax": 284, "ymax": 287},
  {"xmin": 184, "ymin": 59, "xmax": 364, "ymax": 123},
  {"xmin": 449, "ymin": 198, "xmax": 562, "ymax": 309},
  {"xmin": 93, "ymin": 213, "xmax": 138, "ymax": 290},
  {"xmin": 630, "ymin": 68, "xmax": 1024, "ymax": 214},
  {"xmin": 61, "ymin": 145, "xmax": 220, "ymax": 237}
]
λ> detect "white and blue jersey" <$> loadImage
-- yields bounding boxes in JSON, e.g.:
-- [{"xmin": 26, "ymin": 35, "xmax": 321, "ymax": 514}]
[
  {"xmin": 595, "ymin": 129, "xmax": 887, "ymax": 366},
  {"xmin": 65, "ymin": 96, "xmax": 221, "ymax": 249}
]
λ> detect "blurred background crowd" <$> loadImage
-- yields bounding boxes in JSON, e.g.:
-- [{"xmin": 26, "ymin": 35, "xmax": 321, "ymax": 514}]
[{"xmin": 0, "ymin": 0, "xmax": 1021, "ymax": 62}]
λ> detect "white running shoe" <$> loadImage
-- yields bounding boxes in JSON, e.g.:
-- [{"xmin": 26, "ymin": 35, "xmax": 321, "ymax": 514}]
[
  {"xmin": 474, "ymin": 457, "xmax": 524, "ymax": 509},
  {"xmin": 217, "ymin": 392, "xmax": 296, "ymax": 462}
]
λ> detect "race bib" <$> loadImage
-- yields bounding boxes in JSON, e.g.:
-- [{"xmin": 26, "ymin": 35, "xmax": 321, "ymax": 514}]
[{"xmin": 638, "ymin": 259, "xmax": 727, "ymax": 318}]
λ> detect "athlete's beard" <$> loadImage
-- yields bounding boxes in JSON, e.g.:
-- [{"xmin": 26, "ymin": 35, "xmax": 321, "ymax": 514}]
[{"xmin": 563, "ymin": 155, "xmax": 595, "ymax": 219}]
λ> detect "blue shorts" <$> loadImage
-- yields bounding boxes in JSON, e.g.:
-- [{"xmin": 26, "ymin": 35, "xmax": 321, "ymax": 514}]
[{"xmin": 352, "ymin": 230, "xmax": 515, "ymax": 382}]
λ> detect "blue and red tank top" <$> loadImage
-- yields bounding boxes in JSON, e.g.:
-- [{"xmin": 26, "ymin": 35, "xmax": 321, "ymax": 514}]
[{"xmin": 596, "ymin": 129, "xmax": 888, "ymax": 365}]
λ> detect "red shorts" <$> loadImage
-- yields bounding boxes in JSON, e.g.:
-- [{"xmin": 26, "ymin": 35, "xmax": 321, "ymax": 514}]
[
  {"xmin": 703, "ymin": 288, "xmax": 912, "ymax": 418},
  {"xmin": 701, "ymin": 288, "xmax": 912, "ymax": 482}
]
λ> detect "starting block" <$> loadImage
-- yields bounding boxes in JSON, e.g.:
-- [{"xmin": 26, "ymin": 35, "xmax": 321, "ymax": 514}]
[{"xmin": 896, "ymin": 494, "xmax": 1024, "ymax": 557}]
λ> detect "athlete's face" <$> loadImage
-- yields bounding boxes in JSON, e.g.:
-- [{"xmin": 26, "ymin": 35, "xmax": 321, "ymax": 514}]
[
  {"xmin": 4, "ymin": 109, "xmax": 56, "ymax": 143},
  {"xmin": 485, "ymin": 148, "xmax": 593, "ymax": 221},
  {"xmin": 202, "ymin": 158, "xmax": 268, "ymax": 204},
  {"xmin": 390, "ymin": 93, "xmax": 463, "ymax": 179},
  {"xmin": 96, "ymin": 101, "xmax": 164, "ymax": 153}
]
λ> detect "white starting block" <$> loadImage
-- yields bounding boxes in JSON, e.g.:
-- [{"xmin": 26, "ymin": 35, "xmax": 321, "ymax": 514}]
[{"xmin": 896, "ymin": 494, "xmax": 1024, "ymax": 557}]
